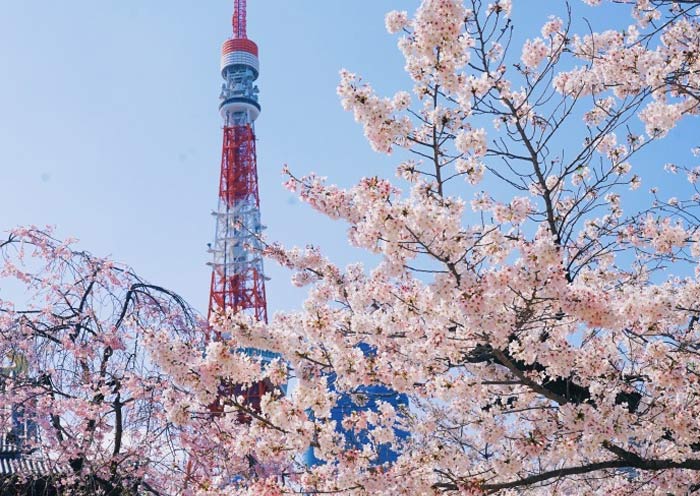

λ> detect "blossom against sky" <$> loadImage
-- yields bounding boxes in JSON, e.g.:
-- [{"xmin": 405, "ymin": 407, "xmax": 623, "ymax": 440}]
[{"xmin": 0, "ymin": 1, "xmax": 695, "ymax": 313}]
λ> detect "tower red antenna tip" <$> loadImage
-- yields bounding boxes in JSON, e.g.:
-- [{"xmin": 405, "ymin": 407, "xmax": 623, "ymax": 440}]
[{"xmin": 233, "ymin": 0, "xmax": 247, "ymax": 39}]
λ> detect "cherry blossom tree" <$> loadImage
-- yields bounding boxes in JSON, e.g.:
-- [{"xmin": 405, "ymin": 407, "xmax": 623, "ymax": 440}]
[
  {"xmin": 0, "ymin": 227, "xmax": 203, "ymax": 495},
  {"xmin": 161, "ymin": 0, "xmax": 700, "ymax": 494}
]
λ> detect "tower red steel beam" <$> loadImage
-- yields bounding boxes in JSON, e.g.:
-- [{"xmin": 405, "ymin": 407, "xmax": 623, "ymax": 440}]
[{"xmin": 207, "ymin": 0, "xmax": 273, "ymax": 417}]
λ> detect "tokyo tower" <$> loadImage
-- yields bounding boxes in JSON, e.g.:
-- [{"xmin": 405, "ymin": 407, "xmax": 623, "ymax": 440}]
[{"xmin": 207, "ymin": 0, "xmax": 274, "ymax": 414}]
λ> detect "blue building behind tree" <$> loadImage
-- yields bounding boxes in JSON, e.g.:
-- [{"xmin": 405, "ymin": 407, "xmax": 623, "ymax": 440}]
[{"xmin": 304, "ymin": 344, "xmax": 409, "ymax": 467}]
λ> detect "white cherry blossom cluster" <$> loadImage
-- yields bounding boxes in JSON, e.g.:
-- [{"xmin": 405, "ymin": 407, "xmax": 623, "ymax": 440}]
[
  {"xmin": 337, "ymin": 70, "xmax": 413, "ymax": 154},
  {"xmin": 384, "ymin": 10, "xmax": 409, "ymax": 34},
  {"xmin": 455, "ymin": 127, "xmax": 488, "ymax": 156},
  {"xmin": 521, "ymin": 16, "xmax": 566, "ymax": 70}
]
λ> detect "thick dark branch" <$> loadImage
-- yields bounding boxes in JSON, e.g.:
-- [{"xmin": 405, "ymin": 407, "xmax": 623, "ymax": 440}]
[
  {"xmin": 436, "ymin": 455, "xmax": 700, "ymax": 492},
  {"xmin": 467, "ymin": 343, "xmax": 642, "ymax": 412}
]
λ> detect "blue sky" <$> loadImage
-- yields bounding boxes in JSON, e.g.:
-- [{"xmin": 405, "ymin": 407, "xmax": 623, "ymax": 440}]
[
  {"xmin": 1, "ymin": 1, "xmax": 696, "ymax": 315},
  {"xmin": 0, "ymin": 1, "xmax": 416, "ymax": 313}
]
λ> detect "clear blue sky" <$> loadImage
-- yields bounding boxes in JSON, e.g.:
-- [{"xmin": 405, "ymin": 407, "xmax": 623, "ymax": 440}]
[{"xmin": 1, "ymin": 1, "xmax": 695, "ymax": 315}]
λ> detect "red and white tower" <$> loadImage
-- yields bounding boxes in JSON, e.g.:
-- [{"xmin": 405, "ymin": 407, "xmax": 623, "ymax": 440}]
[
  {"xmin": 209, "ymin": 0, "xmax": 267, "ymax": 326},
  {"xmin": 207, "ymin": 0, "xmax": 273, "ymax": 413}
]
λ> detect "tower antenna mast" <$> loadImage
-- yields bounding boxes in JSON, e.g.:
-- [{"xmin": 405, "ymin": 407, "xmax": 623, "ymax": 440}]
[{"xmin": 233, "ymin": 0, "xmax": 247, "ymax": 39}]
